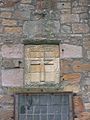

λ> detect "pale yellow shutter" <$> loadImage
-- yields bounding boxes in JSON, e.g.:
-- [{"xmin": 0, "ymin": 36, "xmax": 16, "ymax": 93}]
[{"xmin": 25, "ymin": 45, "xmax": 60, "ymax": 85}]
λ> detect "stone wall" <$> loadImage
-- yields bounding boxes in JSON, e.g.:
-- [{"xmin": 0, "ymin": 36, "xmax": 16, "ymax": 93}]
[{"xmin": 0, "ymin": 0, "xmax": 90, "ymax": 120}]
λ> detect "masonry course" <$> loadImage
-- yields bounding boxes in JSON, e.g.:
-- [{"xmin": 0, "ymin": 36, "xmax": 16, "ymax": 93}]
[{"xmin": 0, "ymin": 0, "xmax": 90, "ymax": 120}]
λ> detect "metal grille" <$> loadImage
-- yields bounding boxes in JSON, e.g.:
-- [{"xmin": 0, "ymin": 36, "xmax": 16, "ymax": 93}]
[{"xmin": 15, "ymin": 93, "xmax": 73, "ymax": 120}]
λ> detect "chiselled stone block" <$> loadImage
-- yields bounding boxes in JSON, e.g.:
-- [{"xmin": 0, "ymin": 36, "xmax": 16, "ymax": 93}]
[
  {"xmin": 64, "ymin": 84, "xmax": 80, "ymax": 93},
  {"xmin": 21, "ymin": 0, "xmax": 32, "ymax": 4},
  {"xmin": 73, "ymin": 64, "xmax": 90, "ymax": 72},
  {"xmin": 2, "ymin": 69, "xmax": 23, "ymax": 87},
  {"xmin": 0, "ymin": 109, "xmax": 13, "ymax": 120},
  {"xmin": 60, "ymin": 44, "xmax": 82, "ymax": 58},
  {"xmin": 61, "ymin": 14, "xmax": 79, "ymax": 23},
  {"xmin": 0, "ymin": 12, "xmax": 12, "ymax": 18},
  {"xmin": 4, "ymin": 27, "xmax": 22, "ymax": 33},
  {"xmin": 1, "ymin": 44, "xmax": 23, "ymax": 58},
  {"xmin": 79, "ymin": 112, "xmax": 90, "ymax": 120},
  {"xmin": 63, "ymin": 73, "xmax": 81, "ymax": 84},
  {"xmin": 87, "ymin": 51, "xmax": 90, "ymax": 59},
  {"xmin": 2, "ymin": 19, "xmax": 17, "ymax": 26},
  {"xmin": 72, "ymin": 24, "xmax": 89, "ymax": 33},
  {"xmin": 73, "ymin": 96, "xmax": 84, "ymax": 114}
]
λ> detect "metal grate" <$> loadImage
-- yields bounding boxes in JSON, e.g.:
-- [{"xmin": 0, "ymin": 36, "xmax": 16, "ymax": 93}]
[{"xmin": 15, "ymin": 93, "xmax": 73, "ymax": 120}]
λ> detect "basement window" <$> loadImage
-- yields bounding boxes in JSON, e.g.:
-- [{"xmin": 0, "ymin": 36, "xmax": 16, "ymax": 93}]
[
  {"xmin": 24, "ymin": 42, "xmax": 60, "ymax": 85},
  {"xmin": 15, "ymin": 93, "xmax": 73, "ymax": 120}
]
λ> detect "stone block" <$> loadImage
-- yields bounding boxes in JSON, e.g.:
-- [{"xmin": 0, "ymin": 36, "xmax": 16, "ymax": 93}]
[
  {"xmin": 61, "ymin": 14, "xmax": 79, "ymax": 23},
  {"xmin": 57, "ymin": 2, "xmax": 71, "ymax": 9},
  {"xmin": 61, "ymin": 25, "xmax": 72, "ymax": 33},
  {"xmin": 23, "ymin": 20, "xmax": 60, "ymax": 38},
  {"xmin": 79, "ymin": 0, "xmax": 88, "ymax": 6},
  {"xmin": 4, "ymin": 27, "xmax": 22, "ymax": 33},
  {"xmin": 61, "ymin": 60, "xmax": 73, "ymax": 74},
  {"xmin": 60, "ymin": 9, "xmax": 71, "ymax": 14},
  {"xmin": 72, "ymin": 24, "xmax": 89, "ymax": 33},
  {"xmin": 0, "ymin": 12, "xmax": 12, "ymax": 18},
  {"xmin": 60, "ymin": 44, "xmax": 82, "ymax": 59},
  {"xmin": 2, "ymin": 69, "xmax": 23, "ymax": 87},
  {"xmin": 14, "ymin": 11, "xmax": 30, "ymax": 20},
  {"xmin": 79, "ymin": 112, "xmax": 90, "ymax": 120},
  {"xmin": 73, "ymin": 64, "xmax": 90, "ymax": 72},
  {"xmin": 21, "ymin": 0, "xmax": 32, "ymax": 4},
  {"xmin": 0, "ymin": 95, "xmax": 13, "ymax": 104},
  {"xmin": 0, "ymin": 109, "xmax": 13, "ymax": 120},
  {"xmin": 72, "ymin": 7, "xmax": 87, "ymax": 14},
  {"xmin": 63, "ymin": 73, "xmax": 81, "ymax": 84},
  {"xmin": 87, "ymin": 51, "xmax": 90, "ymax": 59},
  {"xmin": 73, "ymin": 96, "xmax": 84, "ymax": 114},
  {"xmin": 64, "ymin": 84, "xmax": 80, "ymax": 93},
  {"xmin": 0, "ymin": 26, "xmax": 3, "ymax": 33},
  {"xmin": 1, "ymin": 44, "xmax": 23, "ymax": 58},
  {"xmin": 85, "ymin": 103, "xmax": 90, "ymax": 110},
  {"xmin": 83, "ymin": 36, "xmax": 90, "ymax": 50},
  {"xmin": 2, "ymin": 59, "xmax": 23, "ymax": 69},
  {"xmin": 2, "ymin": 19, "xmax": 17, "ymax": 26}
]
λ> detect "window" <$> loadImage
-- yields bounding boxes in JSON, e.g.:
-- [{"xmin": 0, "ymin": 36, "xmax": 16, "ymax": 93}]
[
  {"xmin": 25, "ymin": 44, "xmax": 60, "ymax": 85},
  {"xmin": 15, "ymin": 93, "xmax": 73, "ymax": 120}
]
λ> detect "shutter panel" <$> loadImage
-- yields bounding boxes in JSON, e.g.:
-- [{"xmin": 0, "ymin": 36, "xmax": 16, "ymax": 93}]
[{"xmin": 25, "ymin": 45, "xmax": 60, "ymax": 85}]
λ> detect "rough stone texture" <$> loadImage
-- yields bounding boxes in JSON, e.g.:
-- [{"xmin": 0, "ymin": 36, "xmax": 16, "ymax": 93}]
[
  {"xmin": 1, "ymin": 44, "xmax": 23, "ymax": 58},
  {"xmin": 2, "ymin": 19, "xmax": 17, "ymax": 26},
  {"xmin": 73, "ymin": 96, "xmax": 84, "ymax": 114},
  {"xmin": 0, "ymin": 0, "xmax": 90, "ymax": 119},
  {"xmin": 0, "ymin": 12, "xmax": 12, "ymax": 18},
  {"xmin": 72, "ymin": 24, "xmax": 89, "ymax": 33},
  {"xmin": 2, "ymin": 69, "xmax": 23, "ymax": 87},
  {"xmin": 61, "ymin": 14, "xmax": 79, "ymax": 23},
  {"xmin": 63, "ymin": 73, "xmax": 81, "ymax": 84},
  {"xmin": 4, "ymin": 27, "xmax": 22, "ymax": 33},
  {"xmin": 60, "ymin": 44, "xmax": 82, "ymax": 59}
]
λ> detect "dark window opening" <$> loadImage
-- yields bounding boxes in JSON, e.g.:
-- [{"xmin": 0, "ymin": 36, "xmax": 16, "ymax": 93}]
[{"xmin": 15, "ymin": 93, "xmax": 73, "ymax": 120}]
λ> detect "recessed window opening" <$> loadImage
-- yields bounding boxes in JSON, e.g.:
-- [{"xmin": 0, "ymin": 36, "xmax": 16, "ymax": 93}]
[{"xmin": 15, "ymin": 93, "xmax": 73, "ymax": 120}]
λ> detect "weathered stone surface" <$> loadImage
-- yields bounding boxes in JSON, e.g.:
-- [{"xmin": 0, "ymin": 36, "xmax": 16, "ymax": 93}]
[
  {"xmin": 23, "ymin": 20, "xmax": 60, "ymax": 38},
  {"xmin": 61, "ymin": 60, "xmax": 73, "ymax": 74},
  {"xmin": 2, "ymin": 59, "xmax": 23, "ymax": 68},
  {"xmin": 73, "ymin": 96, "xmax": 84, "ymax": 114},
  {"xmin": 0, "ymin": 26, "xmax": 3, "ymax": 33},
  {"xmin": 79, "ymin": 112, "xmax": 90, "ymax": 120},
  {"xmin": 61, "ymin": 25, "xmax": 72, "ymax": 33},
  {"xmin": 73, "ymin": 64, "xmax": 90, "ymax": 72},
  {"xmin": 63, "ymin": 73, "xmax": 81, "ymax": 84},
  {"xmin": 87, "ymin": 51, "xmax": 90, "ymax": 59},
  {"xmin": 60, "ymin": 44, "xmax": 82, "ymax": 58},
  {"xmin": 72, "ymin": 7, "xmax": 87, "ymax": 14},
  {"xmin": 72, "ymin": 24, "xmax": 89, "ymax": 33},
  {"xmin": 84, "ymin": 103, "xmax": 90, "ymax": 110},
  {"xmin": 1, "ymin": 44, "xmax": 23, "ymax": 58},
  {"xmin": 2, "ymin": 19, "xmax": 17, "ymax": 26},
  {"xmin": 13, "ymin": 11, "xmax": 30, "ymax": 20},
  {"xmin": 61, "ymin": 14, "xmax": 79, "ymax": 23},
  {"xmin": 0, "ymin": 95, "xmax": 13, "ymax": 104},
  {"xmin": 4, "ymin": 27, "xmax": 22, "ymax": 33},
  {"xmin": 21, "ymin": 0, "xmax": 31, "ymax": 4},
  {"xmin": 57, "ymin": 2, "xmax": 71, "ymax": 9},
  {"xmin": 2, "ymin": 69, "xmax": 23, "ymax": 87},
  {"xmin": 64, "ymin": 84, "xmax": 80, "ymax": 93},
  {"xmin": 0, "ymin": 109, "xmax": 13, "ymax": 120},
  {"xmin": 0, "ymin": 12, "xmax": 12, "ymax": 18},
  {"xmin": 83, "ymin": 36, "xmax": 90, "ymax": 50}
]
